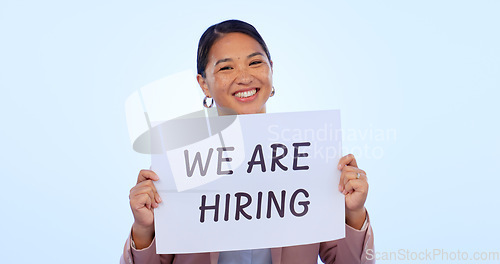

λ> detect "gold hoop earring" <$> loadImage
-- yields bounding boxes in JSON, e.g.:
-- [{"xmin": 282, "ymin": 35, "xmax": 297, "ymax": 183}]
[
  {"xmin": 270, "ymin": 86, "xmax": 275, "ymax": 97},
  {"xmin": 203, "ymin": 96, "xmax": 214, "ymax": 108}
]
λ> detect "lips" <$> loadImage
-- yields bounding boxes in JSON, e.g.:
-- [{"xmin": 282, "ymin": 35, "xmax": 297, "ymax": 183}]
[
  {"xmin": 233, "ymin": 88, "xmax": 260, "ymax": 102},
  {"xmin": 234, "ymin": 88, "xmax": 257, "ymax": 98}
]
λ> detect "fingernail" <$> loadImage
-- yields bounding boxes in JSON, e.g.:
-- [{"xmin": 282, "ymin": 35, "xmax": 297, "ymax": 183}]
[
  {"xmin": 338, "ymin": 185, "xmax": 342, "ymax": 192},
  {"xmin": 342, "ymin": 190, "xmax": 347, "ymax": 195},
  {"xmin": 158, "ymin": 196, "xmax": 162, "ymax": 203},
  {"xmin": 337, "ymin": 164, "xmax": 342, "ymax": 170}
]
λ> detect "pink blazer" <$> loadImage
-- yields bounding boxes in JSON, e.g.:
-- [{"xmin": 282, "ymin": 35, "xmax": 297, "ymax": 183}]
[{"xmin": 120, "ymin": 215, "xmax": 374, "ymax": 264}]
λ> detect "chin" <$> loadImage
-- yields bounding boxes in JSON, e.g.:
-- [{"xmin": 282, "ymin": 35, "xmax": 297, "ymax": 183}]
[
  {"xmin": 217, "ymin": 105, "xmax": 265, "ymax": 116},
  {"xmin": 236, "ymin": 106, "xmax": 266, "ymax": 115}
]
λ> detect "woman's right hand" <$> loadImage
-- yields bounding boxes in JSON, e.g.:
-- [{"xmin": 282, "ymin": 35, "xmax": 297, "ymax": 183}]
[{"xmin": 129, "ymin": 169, "xmax": 162, "ymax": 249}]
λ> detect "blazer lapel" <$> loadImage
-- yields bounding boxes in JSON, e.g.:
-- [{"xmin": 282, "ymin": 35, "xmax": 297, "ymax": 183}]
[{"xmin": 271, "ymin": 247, "xmax": 282, "ymax": 264}]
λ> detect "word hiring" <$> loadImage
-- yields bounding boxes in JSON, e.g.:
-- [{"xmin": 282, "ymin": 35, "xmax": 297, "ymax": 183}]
[
  {"xmin": 199, "ymin": 189, "xmax": 310, "ymax": 223},
  {"xmin": 183, "ymin": 142, "xmax": 312, "ymax": 176}
]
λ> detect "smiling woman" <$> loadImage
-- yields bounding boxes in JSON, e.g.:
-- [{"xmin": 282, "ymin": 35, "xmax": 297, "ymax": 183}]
[
  {"xmin": 196, "ymin": 26, "xmax": 274, "ymax": 115},
  {"xmin": 121, "ymin": 19, "xmax": 374, "ymax": 264}
]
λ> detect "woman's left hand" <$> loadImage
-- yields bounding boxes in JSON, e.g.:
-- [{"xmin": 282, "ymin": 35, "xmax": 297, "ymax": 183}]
[{"xmin": 337, "ymin": 154, "xmax": 369, "ymax": 230}]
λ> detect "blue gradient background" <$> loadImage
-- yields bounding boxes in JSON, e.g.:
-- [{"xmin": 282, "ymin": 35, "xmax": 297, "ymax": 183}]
[{"xmin": 1, "ymin": 1, "xmax": 498, "ymax": 263}]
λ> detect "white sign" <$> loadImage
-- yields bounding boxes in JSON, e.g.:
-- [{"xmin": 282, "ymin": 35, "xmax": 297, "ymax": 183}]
[{"xmin": 152, "ymin": 110, "xmax": 345, "ymax": 254}]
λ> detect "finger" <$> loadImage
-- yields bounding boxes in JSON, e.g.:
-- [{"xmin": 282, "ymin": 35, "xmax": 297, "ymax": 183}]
[
  {"xmin": 129, "ymin": 187, "xmax": 155, "ymax": 205},
  {"xmin": 337, "ymin": 154, "xmax": 358, "ymax": 170},
  {"xmin": 343, "ymin": 173, "xmax": 367, "ymax": 190},
  {"xmin": 155, "ymin": 192, "xmax": 163, "ymax": 204},
  {"xmin": 132, "ymin": 179, "xmax": 159, "ymax": 195},
  {"xmin": 137, "ymin": 169, "xmax": 159, "ymax": 184},
  {"xmin": 131, "ymin": 193, "xmax": 153, "ymax": 211},
  {"xmin": 130, "ymin": 185, "xmax": 156, "ymax": 199},
  {"xmin": 341, "ymin": 165, "xmax": 366, "ymax": 174},
  {"xmin": 339, "ymin": 167, "xmax": 345, "ymax": 192},
  {"xmin": 339, "ymin": 165, "xmax": 366, "ymax": 192},
  {"xmin": 145, "ymin": 180, "xmax": 162, "ymax": 204},
  {"xmin": 342, "ymin": 167, "xmax": 367, "ymax": 187},
  {"xmin": 343, "ymin": 179, "xmax": 368, "ymax": 195},
  {"xmin": 131, "ymin": 179, "xmax": 162, "ymax": 205},
  {"xmin": 130, "ymin": 185, "xmax": 158, "ymax": 208}
]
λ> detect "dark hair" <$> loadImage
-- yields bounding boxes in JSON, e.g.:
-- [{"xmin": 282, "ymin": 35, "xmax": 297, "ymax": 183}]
[{"xmin": 197, "ymin": 19, "xmax": 272, "ymax": 78}]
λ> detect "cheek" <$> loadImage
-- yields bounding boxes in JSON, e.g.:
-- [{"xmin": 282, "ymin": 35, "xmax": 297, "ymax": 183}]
[
  {"xmin": 259, "ymin": 67, "xmax": 273, "ymax": 84},
  {"xmin": 210, "ymin": 76, "xmax": 232, "ymax": 96}
]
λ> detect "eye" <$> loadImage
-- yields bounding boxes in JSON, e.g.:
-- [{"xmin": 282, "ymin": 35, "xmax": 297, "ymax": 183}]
[
  {"xmin": 219, "ymin": 66, "xmax": 233, "ymax": 71},
  {"xmin": 250, "ymin": 60, "xmax": 262, "ymax": 66}
]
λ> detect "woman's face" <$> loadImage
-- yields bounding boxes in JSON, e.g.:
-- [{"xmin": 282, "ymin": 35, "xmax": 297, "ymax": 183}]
[{"xmin": 197, "ymin": 32, "xmax": 273, "ymax": 115}]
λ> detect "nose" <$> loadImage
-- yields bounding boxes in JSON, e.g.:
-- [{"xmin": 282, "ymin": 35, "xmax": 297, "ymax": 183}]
[{"xmin": 235, "ymin": 67, "xmax": 253, "ymax": 85}]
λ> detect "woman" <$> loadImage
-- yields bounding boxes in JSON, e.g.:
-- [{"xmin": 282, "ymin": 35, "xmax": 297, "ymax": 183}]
[{"xmin": 121, "ymin": 19, "xmax": 374, "ymax": 264}]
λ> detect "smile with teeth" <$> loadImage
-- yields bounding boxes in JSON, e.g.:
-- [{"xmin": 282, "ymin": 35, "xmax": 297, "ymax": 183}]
[{"xmin": 234, "ymin": 88, "xmax": 258, "ymax": 98}]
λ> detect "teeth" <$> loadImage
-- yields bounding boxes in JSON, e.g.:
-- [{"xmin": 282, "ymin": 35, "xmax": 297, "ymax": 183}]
[{"xmin": 235, "ymin": 89, "xmax": 257, "ymax": 98}]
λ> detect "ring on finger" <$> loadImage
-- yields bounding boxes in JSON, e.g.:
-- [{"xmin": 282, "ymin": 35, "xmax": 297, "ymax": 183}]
[{"xmin": 356, "ymin": 172, "xmax": 361, "ymax": 179}]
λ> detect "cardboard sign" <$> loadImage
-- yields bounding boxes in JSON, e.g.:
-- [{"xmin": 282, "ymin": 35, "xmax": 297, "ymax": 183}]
[{"xmin": 152, "ymin": 110, "xmax": 345, "ymax": 254}]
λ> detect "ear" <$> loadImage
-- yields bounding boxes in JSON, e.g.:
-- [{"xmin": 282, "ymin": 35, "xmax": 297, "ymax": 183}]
[
  {"xmin": 197, "ymin": 74, "xmax": 211, "ymax": 97},
  {"xmin": 269, "ymin": 59, "xmax": 274, "ymax": 73}
]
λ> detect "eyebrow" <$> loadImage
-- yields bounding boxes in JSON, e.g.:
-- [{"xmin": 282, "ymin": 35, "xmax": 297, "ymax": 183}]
[
  {"xmin": 214, "ymin": 52, "xmax": 265, "ymax": 66},
  {"xmin": 248, "ymin": 52, "xmax": 264, "ymax": 58}
]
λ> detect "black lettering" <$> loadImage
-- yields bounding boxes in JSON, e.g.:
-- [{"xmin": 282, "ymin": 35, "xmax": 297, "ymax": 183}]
[
  {"xmin": 224, "ymin": 193, "xmax": 231, "ymax": 221},
  {"xmin": 256, "ymin": 191, "xmax": 263, "ymax": 219},
  {"xmin": 267, "ymin": 190, "xmax": 286, "ymax": 218},
  {"xmin": 247, "ymin": 144, "xmax": 266, "ymax": 173},
  {"xmin": 199, "ymin": 194, "xmax": 220, "ymax": 223},
  {"xmin": 217, "ymin": 147, "xmax": 234, "ymax": 175},
  {"xmin": 185, "ymin": 149, "xmax": 213, "ymax": 177},
  {"xmin": 235, "ymin": 192, "xmax": 252, "ymax": 220},
  {"xmin": 292, "ymin": 142, "xmax": 310, "ymax": 170},
  {"xmin": 271, "ymin": 143, "xmax": 288, "ymax": 172},
  {"xmin": 290, "ymin": 189, "xmax": 310, "ymax": 217}
]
